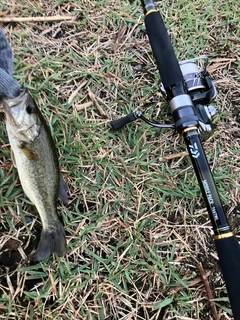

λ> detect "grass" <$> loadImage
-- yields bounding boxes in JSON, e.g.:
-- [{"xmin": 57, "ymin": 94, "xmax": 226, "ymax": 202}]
[{"xmin": 0, "ymin": 0, "xmax": 239, "ymax": 319}]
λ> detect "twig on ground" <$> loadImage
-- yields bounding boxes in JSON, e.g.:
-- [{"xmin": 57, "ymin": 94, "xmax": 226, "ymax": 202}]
[
  {"xmin": 48, "ymin": 269, "xmax": 57, "ymax": 297},
  {"xmin": 0, "ymin": 16, "xmax": 76, "ymax": 23},
  {"xmin": 159, "ymin": 151, "xmax": 189, "ymax": 162},
  {"xmin": 75, "ymin": 101, "xmax": 93, "ymax": 111},
  {"xmin": 68, "ymin": 80, "xmax": 88, "ymax": 104},
  {"xmin": 112, "ymin": 25, "xmax": 127, "ymax": 53},
  {"xmin": 106, "ymin": 71, "xmax": 126, "ymax": 84},
  {"xmin": 170, "ymin": 271, "xmax": 211, "ymax": 295},
  {"xmin": 87, "ymin": 87, "xmax": 107, "ymax": 117},
  {"xmin": 198, "ymin": 263, "xmax": 219, "ymax": 320}
]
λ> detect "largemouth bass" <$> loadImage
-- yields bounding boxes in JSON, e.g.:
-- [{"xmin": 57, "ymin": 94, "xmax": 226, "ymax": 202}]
[{"xmin": 2, "ymin": 90, "xmax": 68, "ymax": 261}]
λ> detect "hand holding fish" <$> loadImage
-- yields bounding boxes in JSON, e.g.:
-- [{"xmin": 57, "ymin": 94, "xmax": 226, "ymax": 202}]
[{"xmin": 0, "ymin": 29, "xmax": 20, "ymax": 99}]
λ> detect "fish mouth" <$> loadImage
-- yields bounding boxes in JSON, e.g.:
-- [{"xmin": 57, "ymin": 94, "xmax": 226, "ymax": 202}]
[
  {"xmin": 2, "ymin": 90, "xmax": 28, "ymax": 130},
  {"xmin": 3, "ymin": 90, "xmax": 41, "ymax": 141},
  {"xmin": 3, "ymin": 90, "xmax": 28, "ymax": 114}
]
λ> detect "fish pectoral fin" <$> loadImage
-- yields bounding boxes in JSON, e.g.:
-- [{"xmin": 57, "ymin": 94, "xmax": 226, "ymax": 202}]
[
  {"xmin": 33, "ymin": 223, "xmax": 66, "ymax": 262},
  {"xmin": 19, "ymin": 144, "xmax": 38, "ymax": 161},
  {"xmin": 11, "ymin": 148, "xmax": 17, "ymax": 168},
  {"xmin": 58, "ymin": 174, "xmax": 69, "ymax": 206}
]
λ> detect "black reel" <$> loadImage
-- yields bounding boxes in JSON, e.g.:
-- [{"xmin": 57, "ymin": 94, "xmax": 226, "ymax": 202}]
[{"xmin": 110, "ymin": 56, "xmax": 217, "ymax": 139}]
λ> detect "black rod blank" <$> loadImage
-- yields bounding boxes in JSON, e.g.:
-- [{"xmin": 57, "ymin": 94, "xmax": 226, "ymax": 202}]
[{"xmin": 144, "ymin": 11, "xmax": 184, "ymax": 89}]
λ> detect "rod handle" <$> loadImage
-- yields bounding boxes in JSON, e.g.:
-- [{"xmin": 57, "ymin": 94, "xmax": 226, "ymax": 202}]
[
  {"xmin": 215, "ymin": 234, "xmax": 240, "ymax": 319},
  {"xmin": 144, "ymin": 11, "xmax": 184, "ymax": 89}
]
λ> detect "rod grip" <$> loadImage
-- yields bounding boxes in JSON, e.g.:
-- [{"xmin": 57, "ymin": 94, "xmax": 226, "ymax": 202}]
[
  {"xmin": 215, "ymin": 235, "xmax": 240, "ymax": 319},
  {"xmin": 144, "ymin": 11, "xmax": 184, "ymax": 89}
]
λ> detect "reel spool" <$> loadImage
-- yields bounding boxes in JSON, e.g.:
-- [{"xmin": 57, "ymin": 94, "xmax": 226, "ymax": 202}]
[{"xmin": 179, "ymin": 56, "xmax": 217, "ymax": 138}]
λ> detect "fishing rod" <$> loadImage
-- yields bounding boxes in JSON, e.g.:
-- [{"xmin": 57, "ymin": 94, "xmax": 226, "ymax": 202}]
[{"xmin": 110, "ymin": 0, "xmax": 240, "ymax": 318}]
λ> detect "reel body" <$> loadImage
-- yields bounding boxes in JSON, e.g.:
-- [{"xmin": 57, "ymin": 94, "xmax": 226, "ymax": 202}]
[{"xmin": 111, "ymin": 56, "xmax": 217, "ymax": 140}]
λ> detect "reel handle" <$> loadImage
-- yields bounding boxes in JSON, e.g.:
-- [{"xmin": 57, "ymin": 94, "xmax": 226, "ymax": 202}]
[{"xmin": 110, "ymin": 112, "xmax": 137, "ymax": 130}]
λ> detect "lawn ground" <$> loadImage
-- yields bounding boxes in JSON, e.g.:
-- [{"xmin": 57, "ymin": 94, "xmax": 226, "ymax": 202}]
[{"xmin": 0, "ymin": 0, "xmax": 239, "ymax": 319}]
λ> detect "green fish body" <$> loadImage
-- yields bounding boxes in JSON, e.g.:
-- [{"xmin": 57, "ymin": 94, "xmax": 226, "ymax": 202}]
[{"xmin": 3, "ymin": 90, "xmax": 67, "ymax": 261}]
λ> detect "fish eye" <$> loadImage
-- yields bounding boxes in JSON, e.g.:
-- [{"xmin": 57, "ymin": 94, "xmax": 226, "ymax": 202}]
[{"xmin": 26, "ymin": 105, "xmax": 34, "ymax": 114}]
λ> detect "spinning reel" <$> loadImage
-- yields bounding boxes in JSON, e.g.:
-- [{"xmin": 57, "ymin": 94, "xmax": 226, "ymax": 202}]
[{"xmin": 111, "ymin": 56, "xmax": 217, "ymax": 139}]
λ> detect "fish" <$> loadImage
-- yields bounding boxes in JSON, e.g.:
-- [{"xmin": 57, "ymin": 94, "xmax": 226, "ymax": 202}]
[{"xmin": 2, "ymin": 90, "xmax": 68, "ymax": 261}]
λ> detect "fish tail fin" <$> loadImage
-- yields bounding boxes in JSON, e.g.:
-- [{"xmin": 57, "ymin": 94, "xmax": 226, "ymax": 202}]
[{"xmin": 33, "ymin": 223, "xmax": 66, "ymax": 262}]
